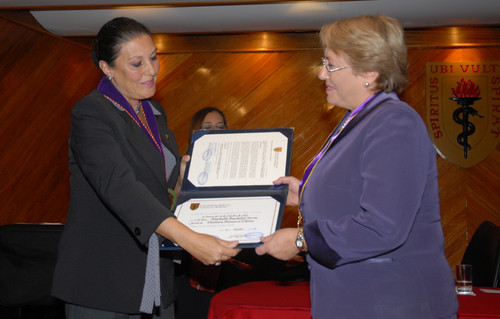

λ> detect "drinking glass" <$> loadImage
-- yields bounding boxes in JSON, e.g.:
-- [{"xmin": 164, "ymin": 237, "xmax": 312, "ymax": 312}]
[{"xmin": 455, "ymin": 264, "xmax": 473, "ymax": 294}]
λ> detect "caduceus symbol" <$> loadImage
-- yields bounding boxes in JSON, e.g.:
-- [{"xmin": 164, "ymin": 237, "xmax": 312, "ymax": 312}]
[{"xmin": 449, "ymin": 78, "xmax": 484, "ymax": 159}]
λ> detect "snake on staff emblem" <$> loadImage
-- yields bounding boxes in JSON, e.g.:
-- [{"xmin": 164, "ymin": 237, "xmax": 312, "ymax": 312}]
[
  {"xmin": 449, "ymin": 78, "xmax": 483, "ymax": 159},
  {"xmin": 452, "ymin": 107, "xmax": 476, "ymax": 158}
]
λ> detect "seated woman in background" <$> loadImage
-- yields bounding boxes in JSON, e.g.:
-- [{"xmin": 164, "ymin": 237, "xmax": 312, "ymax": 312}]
[
  {"xmin": 175, "ymin": 107, "xmax": 229, "ymax": 319},
  {"xmin": 184, "ymin": 107, "xmax": 229, "ymax": 294},
  {"xmin": 187, "ymin": 107, "xmax": 227, "ymax": 149}
]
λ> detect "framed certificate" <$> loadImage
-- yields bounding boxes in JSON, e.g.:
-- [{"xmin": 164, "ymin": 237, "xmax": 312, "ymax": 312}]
[{"xmin": 160, "ymin": 128, "xmax": 293, "ymax": 249}]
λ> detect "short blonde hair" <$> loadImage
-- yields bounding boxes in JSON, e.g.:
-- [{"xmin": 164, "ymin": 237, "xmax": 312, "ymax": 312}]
[{"xmin": 320, "ymin": 15, "xmax": 408, "ymax": 93}]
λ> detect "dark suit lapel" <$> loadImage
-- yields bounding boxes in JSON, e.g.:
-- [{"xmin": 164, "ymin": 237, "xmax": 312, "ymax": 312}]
[
  {"xmin": 97, "ymin": 90, "xmax": 173, "ymax": 192},
  {"xmin": 156, "ymin": 114, "xmax": 179, "ymax": 162},
  {"xmin": 119, "ymin": 111, "xmax": 169, "ymax": 191}
]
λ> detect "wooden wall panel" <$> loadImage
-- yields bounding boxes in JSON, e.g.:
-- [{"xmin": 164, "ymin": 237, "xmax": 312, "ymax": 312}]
[
  {"xmin": 1, "ymin": 16, "xmax": 499, "ymax": 269},
  {"xmin": 0, "ymin": 18, "xmax": 101, "ymax": 224}
]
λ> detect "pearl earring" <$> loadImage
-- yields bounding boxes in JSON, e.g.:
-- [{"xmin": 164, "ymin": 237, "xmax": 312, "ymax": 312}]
[
  {"xmin": 364, "ymin": 82, "xmax": 370, "ymax": 87},
  {"xmin": 108, "ymin": 75, "xmax": 113, "ymax": 80}
]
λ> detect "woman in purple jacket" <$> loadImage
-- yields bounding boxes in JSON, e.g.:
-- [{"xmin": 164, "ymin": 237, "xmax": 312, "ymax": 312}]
[{"xmin": 256, "ymin": 15, "xmax": 458, "ymax": 319}]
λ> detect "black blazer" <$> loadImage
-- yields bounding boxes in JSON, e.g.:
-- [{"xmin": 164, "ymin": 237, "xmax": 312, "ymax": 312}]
[{"xmin": 52, "ymin": 90, "xmax": 180, "ymax": 313}]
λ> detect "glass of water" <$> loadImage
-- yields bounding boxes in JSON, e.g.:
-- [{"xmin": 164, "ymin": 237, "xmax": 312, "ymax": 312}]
[{"xmin": 455, "ymin": 264, "xmax": 473, "ymax": 294}]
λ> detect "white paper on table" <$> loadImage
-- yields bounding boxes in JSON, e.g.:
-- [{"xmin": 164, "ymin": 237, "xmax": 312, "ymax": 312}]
[
  {"xmin": 188, "ymin": 131, "xmax": 288, "ymax": 187},
  {"xmin": 480, "ymin": 288, "xmax": 500, "ymax": 294},
  {"xmin": 174, "ymin": 196, "xmax": 280, "ymax": 244}
]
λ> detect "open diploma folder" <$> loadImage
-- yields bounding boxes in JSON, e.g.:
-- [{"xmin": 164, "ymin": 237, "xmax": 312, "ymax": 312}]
[{"xmin": 160, "ymin": 128, "xmax": 293, "ymax": 250}]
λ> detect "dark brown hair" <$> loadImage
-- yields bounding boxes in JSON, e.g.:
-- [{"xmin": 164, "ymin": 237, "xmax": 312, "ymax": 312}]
[
  {"xmin": 188, "ymin": 107, "xmax": 227, "ymax": 144},
  {"xmin": 92, "ymin": 17, "xmax": 152, "ymax": 68}
]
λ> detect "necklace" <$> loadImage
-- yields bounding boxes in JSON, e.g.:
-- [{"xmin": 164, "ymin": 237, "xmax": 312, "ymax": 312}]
[{"xmin": 104, "ymin": 96, "xmax": 163, "ymax": 154}]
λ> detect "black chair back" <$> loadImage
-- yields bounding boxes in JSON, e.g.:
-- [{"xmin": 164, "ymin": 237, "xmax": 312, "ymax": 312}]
[
  {"xmin": 0, "ymin": 223, "xmax": 64, "ymax": 318},
  {"xmin": 461, "ymin": 221, "xmax": 500, "ymax": 287}
]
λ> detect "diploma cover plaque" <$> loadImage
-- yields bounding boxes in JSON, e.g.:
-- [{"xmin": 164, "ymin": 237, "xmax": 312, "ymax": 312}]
[{"xmin": 160, "ymin": 128, "xmax": 294, "ymax": 249}]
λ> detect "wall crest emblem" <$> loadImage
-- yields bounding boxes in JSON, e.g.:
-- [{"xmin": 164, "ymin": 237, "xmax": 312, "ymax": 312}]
[{"xmin": 426, "ymin": 62, "xmax": 500, "ymax": 168}]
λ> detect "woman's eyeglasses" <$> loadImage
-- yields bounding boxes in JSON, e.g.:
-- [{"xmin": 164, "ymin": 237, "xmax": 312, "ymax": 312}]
[
  {"xmin": 321, "ymin": 57, "xmax": 350, "ymax": 73},
  {"xmin": 201, "ymin": 124, "xmax": 226, "ymax": 130}
]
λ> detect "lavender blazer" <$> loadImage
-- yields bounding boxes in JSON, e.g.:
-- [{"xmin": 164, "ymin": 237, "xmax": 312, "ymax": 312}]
[{"xmin": 302, "ymin": 92, "xmax": 458, "ymax": 319}]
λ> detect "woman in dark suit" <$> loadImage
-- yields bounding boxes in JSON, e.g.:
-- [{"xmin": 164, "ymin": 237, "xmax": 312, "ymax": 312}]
[
  {"xmin": 256, "ymin": 15, "xmax": 458, "ymax": 319},
  {"xmin": 52, "ymin": 17, "xmax": 240, "ymax": 318}
]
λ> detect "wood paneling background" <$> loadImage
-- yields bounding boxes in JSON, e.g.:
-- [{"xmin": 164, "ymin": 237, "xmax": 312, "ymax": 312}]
[
  {"xmin": 0, "ymin": 18, "xmax": 101, "ymax": 224},
  {"xmin": 1, "ymin": 16, "xmax": 499, "ymax": 268}
]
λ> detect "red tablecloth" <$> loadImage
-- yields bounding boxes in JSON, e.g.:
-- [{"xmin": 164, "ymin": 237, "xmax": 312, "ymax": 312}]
[
  {"xmin": 207, "ymin": 280, "xmax": 311, "ymax": 319},
  {"xmin": 458, "ymin": 287, "xmax": 500, "ymax": 318},
  {"xmin": 207, "ymin": 281, "xmax": 500, "ymax": 319}
]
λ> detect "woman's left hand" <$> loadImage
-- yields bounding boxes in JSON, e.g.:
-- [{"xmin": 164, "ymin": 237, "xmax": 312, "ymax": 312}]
[
  {"xmin": 255, "ymin": 228, "xmax": 301, "ymax": 260},
  {"xmin": 184, "ymin": 233, "xmax": 241, "ymax": 266},
  {"xmin": 157, "ymin": 217, "xmax": 240, "ymax": 266}
]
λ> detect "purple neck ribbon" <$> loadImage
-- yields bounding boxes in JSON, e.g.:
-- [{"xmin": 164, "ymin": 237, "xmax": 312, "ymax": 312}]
[
  {"xmin": 97, "ymin": 76, "xmax": 164, "ymax": 158},
  {"xmin": 297, "ymin": 92, "xmax": 381, "ymax": 222}
]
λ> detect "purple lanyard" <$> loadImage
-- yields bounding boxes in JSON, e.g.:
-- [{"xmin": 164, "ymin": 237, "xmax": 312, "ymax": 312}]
[
  {"xmin": 297, "ymin": 93, "xmax": 380, "ymax": 223},
  {"xmin": 97, "ymin": 76, "xmax": 164, "ymax": 158}
]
